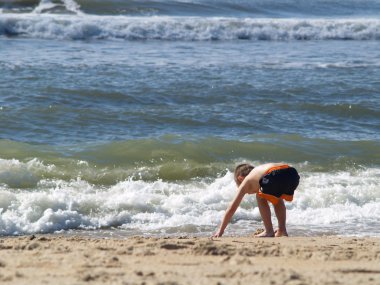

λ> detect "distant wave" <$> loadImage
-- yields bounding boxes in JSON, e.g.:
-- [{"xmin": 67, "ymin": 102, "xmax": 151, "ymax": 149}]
[
  {"xmin": 1, "ymin": 14, "xmax": 380, "ymax": 41},
  {"xmin": 2, "ymin": 0, "xmax": 380, "ymax": 17}
]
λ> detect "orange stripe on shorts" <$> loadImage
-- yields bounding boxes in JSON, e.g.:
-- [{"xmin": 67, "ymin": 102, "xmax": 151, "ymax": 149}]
[{"xmin": 264, "ymin": 164, "xmax": 289, "ymax": 175}]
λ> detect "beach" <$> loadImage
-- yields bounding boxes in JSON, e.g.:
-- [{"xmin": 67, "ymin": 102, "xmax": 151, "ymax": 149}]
[
  {"xmin": 1, "ymin": 4, "xmax": 379, "ymax": 285},
  {"xmin": 1, "ymin": 0, "xmax": 380, "ymax": 265},
  {"xmin": 0, "ymin": 235, "xmax": 379, "ymax": 285}
]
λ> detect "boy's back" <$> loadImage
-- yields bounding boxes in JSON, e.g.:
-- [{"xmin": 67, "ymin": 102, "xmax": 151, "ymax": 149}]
[{"xmin": 238, "ymin": 163, "xmax": 286, "ymax": 194}]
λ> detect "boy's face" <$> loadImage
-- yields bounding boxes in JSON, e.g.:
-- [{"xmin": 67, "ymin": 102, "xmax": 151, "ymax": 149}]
[{"xmin": 235, "ymin": 175, "xmax": 244, "ymax": 187}]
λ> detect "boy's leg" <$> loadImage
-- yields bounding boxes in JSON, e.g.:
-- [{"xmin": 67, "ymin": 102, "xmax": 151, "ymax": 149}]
[
  {"xmin": 255, "ymin": 195, "xmax": 275, "ymax": 237},
  {"xmin": 273, "ymin": 199, "xmax": 288, "ymax": 237}
]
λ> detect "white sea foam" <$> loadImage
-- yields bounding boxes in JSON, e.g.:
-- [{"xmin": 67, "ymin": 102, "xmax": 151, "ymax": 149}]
[
  {"xmin": 1, "ymin": 14, "xmax": 380, "ymax": 41},
  {"xmin": 62, "ymin": 0, "xmax": 82, "ymax": 14},
  {"xmin": 289, "ymin": 168, "xmax": 380, "ymax": 234},
  {"xmin": 0, "ymin": 164, "xmax": 379, "ymax": 236},
  {"xmin": 0, "ymin": 158, "xmax": 55, "ymax": 188},
  {"xmin": 32, "ymin": 1, "xmax": 58, "ymax": 14},
  {"xmin": 32, "ymin": 0, "xmax": 83, "ymax": 15}
]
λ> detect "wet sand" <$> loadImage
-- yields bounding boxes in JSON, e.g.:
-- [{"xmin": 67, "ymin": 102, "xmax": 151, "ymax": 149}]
[{"xmin": 0, "ymin": 235, "xmax": 379, "ymax": 285}]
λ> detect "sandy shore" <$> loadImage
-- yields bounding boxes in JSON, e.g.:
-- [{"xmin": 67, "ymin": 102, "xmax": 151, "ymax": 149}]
[{"xmin": 0, "ymin": 235, "xmax": 379, "ymax": 285}]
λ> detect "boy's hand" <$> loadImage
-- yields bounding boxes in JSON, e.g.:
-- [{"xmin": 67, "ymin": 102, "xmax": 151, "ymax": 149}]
[{"xmin": 211, "ymin": 229, "xmax": 224, "ymax": 239}]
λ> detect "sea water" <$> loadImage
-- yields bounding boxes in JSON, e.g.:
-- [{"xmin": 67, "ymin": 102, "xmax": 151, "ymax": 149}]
[{"xmin": 0, "ymin": 0, "xmax": 379, "ymax": 237}]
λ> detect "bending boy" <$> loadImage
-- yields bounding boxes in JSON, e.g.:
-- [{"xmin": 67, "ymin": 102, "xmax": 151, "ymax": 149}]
[{"xmin": 212, "ymin": 163, "xmax": 300, "ymax": 238}]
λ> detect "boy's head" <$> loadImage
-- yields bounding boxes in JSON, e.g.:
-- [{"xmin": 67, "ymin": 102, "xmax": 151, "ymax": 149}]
[{"xmin": 234, "ymin": 163, "xmax": 254, "ymax": 186}]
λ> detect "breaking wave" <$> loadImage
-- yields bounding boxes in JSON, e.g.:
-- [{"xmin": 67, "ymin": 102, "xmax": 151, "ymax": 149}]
[
  {"xmin": 2, "ymin": 0, "xmax": 380, "ymax": 17},
  {"xmin": 0, "ymin": 167, "xmax": 379, "ymax": 236},
  {"xmin": 1, "ymin": 15, "xmax": 380, "ymax": 41}
]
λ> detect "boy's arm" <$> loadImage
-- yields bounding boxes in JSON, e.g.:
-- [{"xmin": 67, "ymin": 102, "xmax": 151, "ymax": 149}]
[{"xmin": 212, "ymin": 187, "xmax": 246, "ymax": 238}]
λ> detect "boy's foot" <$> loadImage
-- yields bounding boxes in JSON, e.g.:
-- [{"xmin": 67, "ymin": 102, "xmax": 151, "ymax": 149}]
[
  {"xmin": 254, "ymin": 231, "xmax": 275, "ymax": 238},
  {"xmin": 274, "ymin": 229, "xmax": 288, "ymax": 237}
]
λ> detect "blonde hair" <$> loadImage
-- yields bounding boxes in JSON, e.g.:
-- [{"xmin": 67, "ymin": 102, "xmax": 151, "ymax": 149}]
[{"xmin": 234, "ymin": 163, "xmax": 254, "ymax": 185}]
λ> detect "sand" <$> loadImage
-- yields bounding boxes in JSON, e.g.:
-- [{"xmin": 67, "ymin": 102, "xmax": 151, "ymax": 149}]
[{"xmin": 0, "ymin": 235, "xmax": 379, "ymax": 285}]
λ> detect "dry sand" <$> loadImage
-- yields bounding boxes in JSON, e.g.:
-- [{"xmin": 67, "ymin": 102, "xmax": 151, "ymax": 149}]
[{"xmin": 0, "ymin": 235, "xmax": 379, "ymax": 285}]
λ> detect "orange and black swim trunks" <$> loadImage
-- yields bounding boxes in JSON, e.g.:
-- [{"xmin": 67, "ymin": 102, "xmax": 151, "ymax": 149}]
[{"xmin": 257, "ymin": 165, "xmax": 300, "ymax": 205}]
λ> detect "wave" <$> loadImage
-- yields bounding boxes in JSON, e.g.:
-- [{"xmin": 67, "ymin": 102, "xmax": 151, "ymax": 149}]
[
  {"xmin": 1, "ymin": 136, "xmax": 379, "ymax": 236},
  {"xmin": 0, "ymin": 167, "xmax": 379, "ymax": 236},
  {"xmin": 2, "ymin": 0, "xmax": 380, "ymax": 17},
  {"xmin": 1, "ymin": 14, "xmax": 380, "ymax": 41},
  {"xmin": 0, "ymin": 136, "xmax": 379, "ymax": 188}
]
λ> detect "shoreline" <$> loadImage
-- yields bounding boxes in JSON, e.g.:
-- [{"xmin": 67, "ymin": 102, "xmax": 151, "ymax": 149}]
[{"xmin": 0, "ymin": 235, "xmax": 379, "ymax": 285}]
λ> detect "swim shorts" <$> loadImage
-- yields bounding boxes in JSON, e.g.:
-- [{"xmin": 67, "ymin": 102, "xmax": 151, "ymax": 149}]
[{"xmin": 258, "ymin": 165, "xmax": 300, "ymax": 205}]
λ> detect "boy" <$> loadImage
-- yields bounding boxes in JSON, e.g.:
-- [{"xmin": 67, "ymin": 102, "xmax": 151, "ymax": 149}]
[{"xmin": 212, "ymin": 163, "xmax": 300, "ymax": 238}]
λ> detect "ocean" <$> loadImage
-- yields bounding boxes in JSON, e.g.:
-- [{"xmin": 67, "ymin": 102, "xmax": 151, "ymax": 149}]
[{"xmin": 0, "ymin": 0, "xmax": 379, "ymax": 237}]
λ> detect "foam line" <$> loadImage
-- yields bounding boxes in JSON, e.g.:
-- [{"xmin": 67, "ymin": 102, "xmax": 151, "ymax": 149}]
[{"xmin": 1, "ymin": 15, "xmax": 380, "ymax": 41}]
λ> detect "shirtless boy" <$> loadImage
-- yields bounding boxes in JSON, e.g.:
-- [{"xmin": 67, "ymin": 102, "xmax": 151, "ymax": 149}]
[{"xmin": 212, "ymin": 163, "xmax": 300, "ymax": 238}]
